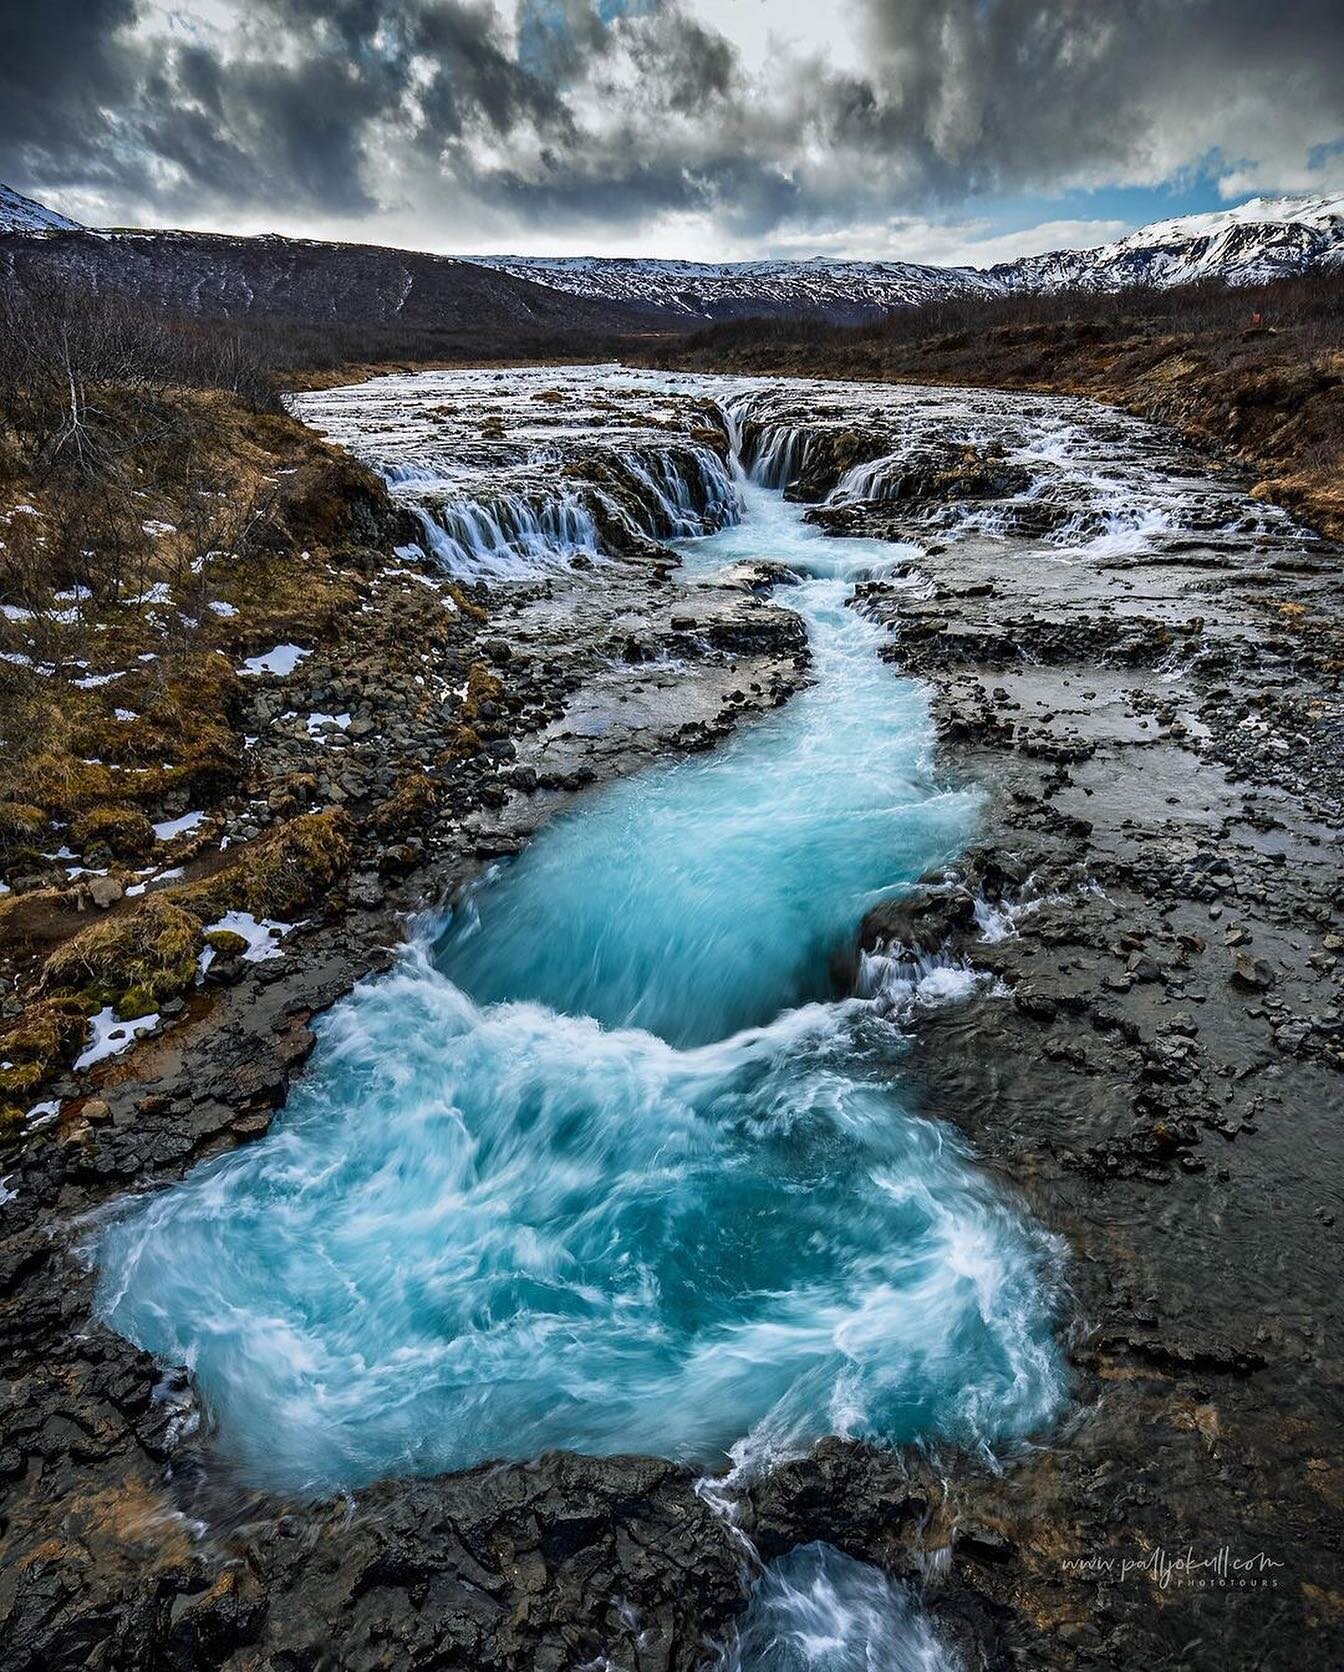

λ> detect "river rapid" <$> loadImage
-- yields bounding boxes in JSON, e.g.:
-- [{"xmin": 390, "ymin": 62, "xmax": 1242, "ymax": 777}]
[{"xmin": 92, "ymin": 369, "xmax": 1075, "ymax": 1669}]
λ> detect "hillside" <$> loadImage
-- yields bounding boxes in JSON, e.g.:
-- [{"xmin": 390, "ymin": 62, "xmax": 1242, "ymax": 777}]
[
  {"xmin": 471, "ymin": 254, "xmax": 996, "ymax": 324},
  {"xmin": 0, "ymin": 224, "xmax": 668, "ymax": 344},
  {"xmin": 0, "ymin": 185, "xmax": 83, "ymax": 235},
  {"xmin": 998, "ymin": 194, "xmax": 1344, "ymax": 292}
]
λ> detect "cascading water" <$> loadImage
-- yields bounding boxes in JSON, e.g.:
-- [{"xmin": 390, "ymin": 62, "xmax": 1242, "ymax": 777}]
[
  {"xmin": 414, "ymin": 488, "xmax": 602, "ymax": 579},
  {"xmin": 407, "ymin": 445, "xmax": 741, "ymax": 579},
  {"xmin": 717, "ymin": 1544, "xmax": 960, "ymax": 1672},
  {"xmin": 92, "ymin": 373, "xmax": 1067, "ymax": 1660},
  {"xmin": 384, "ymin": 419, "xmax": 741, "ymax": 580},
  {"xmin": 618, "ymin": 444, "xmax": 741, "ymax": 538}
]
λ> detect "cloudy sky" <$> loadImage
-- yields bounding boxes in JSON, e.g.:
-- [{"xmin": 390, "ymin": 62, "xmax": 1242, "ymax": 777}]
[{"xmin": 3, "ymin": 0, "xmax": 1342, "ymax": 264}]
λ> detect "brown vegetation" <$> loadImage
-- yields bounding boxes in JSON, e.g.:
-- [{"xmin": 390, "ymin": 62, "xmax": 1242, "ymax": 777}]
[
  {"xmin": 171, "ymin": 808, "xmax": 351, "ymax": 924},
  {"xmin": 42, "ymin": 895, "xmax": 203, "ymax": 1018},
  {"xmin": 0, "ymin": 282, "xmax": 400, "ymax": 861},
  {"xmin": 0, "ymin": 281, "xmax": 411, "ymax": 1117}
]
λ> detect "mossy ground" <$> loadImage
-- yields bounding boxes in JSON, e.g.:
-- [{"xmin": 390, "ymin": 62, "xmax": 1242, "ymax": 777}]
[
  {"xmin": 42, "ymin": 895, "xmax": 204, "ymax": 1018},
  {"xmin": 0, "ymin": 379, "xmax": 480, "ymax": 1128}
]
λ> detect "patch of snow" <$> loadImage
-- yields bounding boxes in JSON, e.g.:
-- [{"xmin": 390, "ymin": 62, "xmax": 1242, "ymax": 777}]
[
  {"xmin": 0, "ymin": 184, "xmax": 83, "ymax": 234},
  {"xmin": 141, "ymin": 520, "xmax": 177, "ymax": 537},
  {"xmin": 306, "ymin": 710, "xmax": 352, "ymax": 735},
  {"xmin": 125, "ymin": 864, "xmax": 184, "ymax": 897},
  {"xmin": 75, "ymin": 1007, "xmax": 159, "ymax": 1071},
  {"xmin": 208, "ymin": 600, "xmax": 238, "ymax": 617},
  {"xmin": 239, "ymin": 643, "xmax": 311, "ymax": 677},
  {"xmin": 199, "ymin": 910, "xmax": 292, "ymax": 974},
  {"xmin": 114, "ymin": 707, "xmax": 138, "ymax": 721},
  {"xmin": 73, "ymin": 670, "xmax": 124, "ymax": 688},
  {"xmin": 152, "ymin": 810, "xmax": 205, "ymax": 842}
]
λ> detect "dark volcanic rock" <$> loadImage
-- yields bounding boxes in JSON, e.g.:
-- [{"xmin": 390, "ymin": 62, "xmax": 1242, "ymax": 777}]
[
  {"xmin": 237, "ymin": 1455, "xmax": 742, "ymax": 1672},
  {"xmin": 857, "ymin": 882, "xmax": 978, "ymax": 958}
]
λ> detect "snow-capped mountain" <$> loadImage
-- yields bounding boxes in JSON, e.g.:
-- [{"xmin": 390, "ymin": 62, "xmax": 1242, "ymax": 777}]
[
  {"xmin": 0, "ymin": 184, "xmax": 82, "ymax": 235},
  {"xmin": 469, "ymin": 254, "xmax": 998, "ymax": 323},
  {"xmin": 994, "ymin": 195, "xmax": 1344, "ymax": 292},
  {"xmin": 3, "ymin": 181, "xmax": 1341, "ymax": 325},
  {"xmin": 477, "ymin": 195, "xmax": 1344, "ymax": 321}
]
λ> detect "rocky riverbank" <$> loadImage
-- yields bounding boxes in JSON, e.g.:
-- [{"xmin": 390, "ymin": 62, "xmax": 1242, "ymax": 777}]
[
  {"xmin": 3, "ymin": 369, "xmax": 1340, "ymax": 1671},
  {"xmin": 734, "ymin": 382, "xmax": 1344, "ymax": 1667}
]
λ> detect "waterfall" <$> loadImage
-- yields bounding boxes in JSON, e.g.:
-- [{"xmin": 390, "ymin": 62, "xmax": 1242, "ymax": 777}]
[
  {"xmin": 380, "ymin": 460, "xmax": 458, "ymax": 489},
  {"xmin": 108, "ymin": 370, "xmax": 1079, "ymax": 1670},
  {"xmin": 741, "ymin": 424, "xmax": 811, "ymax": 490},
  {"xmin": 716, "ymin": 1543, "xmax": 961, "ymax": 1672},
  {"xmin": 617, "ymin": 443, "xmax": 741, "ymax": 538},
  {"xmin": 93, "ymin": 469, "xmax": 1065, "ymax": 1498},
  {"xmin": 721, "ymin": 391, "xmax": 806, "ymax": 490},
  {"xmin": 414, "ymin": 489, "xmax": 602, "ymax": 581},
  {"xmin": 393, "ymin": 440, "xmax": 740, "ymax": 582},
  {"xmin": 827, "ymin": 452, "xmax": 904, "ymax": 505}
]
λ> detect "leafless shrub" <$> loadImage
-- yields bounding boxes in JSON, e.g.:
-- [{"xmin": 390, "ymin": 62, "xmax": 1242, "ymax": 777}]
[{"xmin": 0, "ymin": 276, "xmax": 278, "ymax": 487}]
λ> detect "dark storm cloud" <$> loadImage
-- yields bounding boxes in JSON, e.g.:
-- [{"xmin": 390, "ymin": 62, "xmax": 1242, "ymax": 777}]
[
  {"xmin": 0, "ymin": 0, "xmax": 150, "ymax": 194},
  {"xmin": 1, "ymin": 0, "xmax": 1342, "ymax": 240},
  {"xmin": 833, "ymin": 0, "xmax": 1344, "ymax": 198},
  {"xmin": 413, "ymin": 1, "xmax": 570, "ymax": 142}
]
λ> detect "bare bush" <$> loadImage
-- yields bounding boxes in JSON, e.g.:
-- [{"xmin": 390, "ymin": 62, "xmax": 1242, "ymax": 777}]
[{"xmin": 0, "ymin": 276, "xmax": 277, "ymax": 486}]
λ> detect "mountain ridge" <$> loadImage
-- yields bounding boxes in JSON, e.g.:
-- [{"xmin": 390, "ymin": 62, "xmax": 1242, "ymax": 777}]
[
  {"xmin": 0, "ymin": 184, "xmax": 84, "ymax": 235},
  {"xmin": 476, "ymin": 194, "xmax": 1344, "ymax": 321},
  {"xmin": 0, "ymin": 218, "xmax": 667, "ymax": 337},
  {"xmin": 3, "ymin": 184, "xmax": 1342, "ymax": 329}
]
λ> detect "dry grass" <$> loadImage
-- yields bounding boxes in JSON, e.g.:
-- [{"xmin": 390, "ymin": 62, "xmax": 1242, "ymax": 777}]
[
  {"xmin": 0, "ymin": 999, "xmax": 88, "ymax": 1126},
  {"xmin": 365, "ymin": 773, "xmax": 441, "ymax": 837},
  {"xmin": 0, "ymin": 284, "xmax": 418, "ymax": 1124},
  {"xmin": 170, "ymin": 809, "xmax": 352, "ymax": 923},
  {"xmin": 0, "ymin": 807, "xmax": 354, "ymax": 1120},
  {"xmin": 68, "ymin": 806, "xmax": 155, "ymax": 863},
  {"xmin": 0, "ymin": 279, "xmax": 411, "ymax": 889},
  {"xmin": 42, "ymin": 895, "xmax": 203, "ymax": 1018}
]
